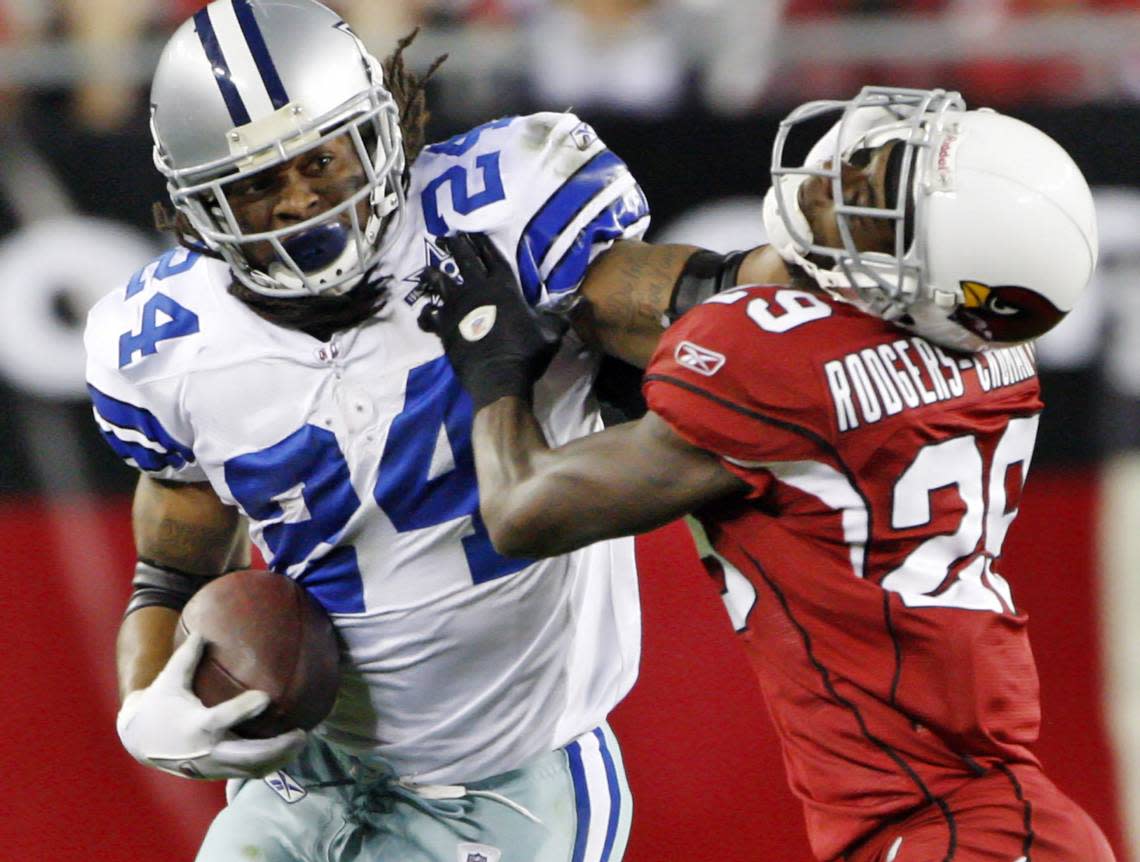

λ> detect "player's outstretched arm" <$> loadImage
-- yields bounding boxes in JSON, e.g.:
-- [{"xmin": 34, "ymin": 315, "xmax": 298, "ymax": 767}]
[
  {"xmin": 418, "ymin": 231, "xmax": 748, "ymax": 556},
  {"xmin": 575, "ymin": 241, "xmax": 790, "ymax": 368},
  {"xmin": 474, "ymin": 400, "xmax": 745, "ymax": 557}
]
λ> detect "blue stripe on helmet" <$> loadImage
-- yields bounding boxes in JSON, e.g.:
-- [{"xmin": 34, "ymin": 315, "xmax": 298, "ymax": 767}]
[
  {"xmin": 515, "ymin": 149, "xmax": 628, "ymax": 305},
  {"xmin": 232, "ymin": 0, "xmax": 291, "ymax": 110},
  {"xmin": 88, "ymin": 385, "xmax": 196, "ymax": 466},
  {"xmin": 566, "ymin": 740, "xmax": 591, "ymax": 862},
  {"xmin": 193, "ymin": 7, "xmax": 251, "ymax": 126},
  {"xmin": 593, "ymin": 727, "xmax": 622, "ymax": 862}
]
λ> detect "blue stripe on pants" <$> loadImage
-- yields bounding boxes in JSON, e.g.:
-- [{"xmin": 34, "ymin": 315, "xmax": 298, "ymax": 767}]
[
  {"xmin": 567, "ymin": 740, "xmax": 591, "ymax": 862},
  {"xmin": 594, "ymin": 727, "xmax": 622, "ymax": 862}
]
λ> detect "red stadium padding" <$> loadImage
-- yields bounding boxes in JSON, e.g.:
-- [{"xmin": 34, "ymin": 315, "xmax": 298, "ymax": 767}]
[
  {"xmin": 1001, "ymin": 468, "xmax": 1125, "ymax": 851},
  {"xmin": 0, "ymin": 466, "xmax": 1127, "ymax": 861},
  {"xmin": 0, "ymin": 497, "xmax": 220, "ymax": 859}
]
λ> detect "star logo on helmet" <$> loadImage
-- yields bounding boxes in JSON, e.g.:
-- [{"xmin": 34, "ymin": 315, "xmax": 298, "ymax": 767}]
[{"xmin": 405, "ymin": 238, "xmax": 459, "ymax": 305}]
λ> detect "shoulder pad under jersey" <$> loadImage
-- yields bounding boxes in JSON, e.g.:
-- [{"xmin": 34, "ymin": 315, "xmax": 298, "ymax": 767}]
[
  {"xmin": 83, "ymin": 248, "xmax": 222, "ymax": 481},
  {"xmin": 409, "ymin": 112, "xmax": 651, "ymax": 306}
]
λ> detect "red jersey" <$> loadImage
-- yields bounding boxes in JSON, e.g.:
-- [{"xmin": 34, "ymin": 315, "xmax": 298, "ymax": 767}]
[{"xmin": 644, "ymin": 285, "xmax": 1046, "ymax": 860}]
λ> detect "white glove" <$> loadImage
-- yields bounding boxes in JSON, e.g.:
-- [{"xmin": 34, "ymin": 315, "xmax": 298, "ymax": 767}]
[{"xmin": 116, "ymin": 632, "xmax": 308, "ymax": 780}]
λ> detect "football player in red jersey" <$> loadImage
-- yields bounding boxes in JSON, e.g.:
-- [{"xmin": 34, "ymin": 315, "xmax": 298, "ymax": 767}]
[{"xmin": 419, "ymin": 87, "xmax": 1116, "ymax": 862}]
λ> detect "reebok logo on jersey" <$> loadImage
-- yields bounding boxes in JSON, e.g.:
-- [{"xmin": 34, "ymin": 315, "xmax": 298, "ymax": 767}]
[
  {"xmin": 265, "ymin": 770, "xmax": 307, "ymax": 803},
  {"xmin": 675, "ymin": 341, "xmax": 725, "ymax": 376},
  {"xmin": 459, "ymin": 306, "xmax": 497, "ymax": 341},
  {"xmin": 457, "ymin": 843, "xmax": 501, "ymax": 862}
]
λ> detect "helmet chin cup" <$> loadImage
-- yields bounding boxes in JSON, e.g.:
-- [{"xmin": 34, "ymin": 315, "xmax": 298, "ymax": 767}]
[
  {"xmin": 264, "ymin": 230, "xmax": 363, "ymax": 297},
  {"xmin": 283, "ymin": 223, "xmax": 350, "ymax": 273}
]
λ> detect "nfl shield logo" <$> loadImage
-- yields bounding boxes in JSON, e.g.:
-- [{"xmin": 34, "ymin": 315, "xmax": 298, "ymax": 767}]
[{"xmin": 457, "ymin": 843, "xmax": 501, "ymax": 862}]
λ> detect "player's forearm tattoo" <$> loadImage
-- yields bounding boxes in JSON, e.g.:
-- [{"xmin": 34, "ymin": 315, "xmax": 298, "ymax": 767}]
[
  {"xmin": 593, "ymin": 245, "xmax": 693, "ymax": 336},
  {"xmin": 141, "ymin": 513, "xmax": 240, "ymax": 574}
]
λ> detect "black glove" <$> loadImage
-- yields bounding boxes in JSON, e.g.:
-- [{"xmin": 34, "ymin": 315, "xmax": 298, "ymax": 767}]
[{"xmin": 417, "ymin": 232, "xmax": 568, "ymax": 410}]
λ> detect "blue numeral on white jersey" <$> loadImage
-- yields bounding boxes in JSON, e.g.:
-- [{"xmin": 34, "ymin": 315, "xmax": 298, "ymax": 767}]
[
  {"xmin": 426, "ymin": 117, "xmax": 513, "ymax": 156},
  {"xmin": 222, "ymin": 360, "xmax": 526, "ymax": 612},
  {"xmin": 118, "ymin": 293, "xmax": 201, "ymax": 368},
  {"xmin": 422, "ymin": 153, "xmax": 506, "ymax": 235},
  {"xmin": 119, "ymin": 250, "xmax": 203, "ymax": 367},
  {"xmin": 375, "ymin": 356, "xmax": 531, "ymax": 584},
  {"xmin": 126, "ymin": 249, "xmax": 201, "ymax": 299},
  {"xmin": 225, "ymin": 424, "xmax": 365, "ymax": 613}
]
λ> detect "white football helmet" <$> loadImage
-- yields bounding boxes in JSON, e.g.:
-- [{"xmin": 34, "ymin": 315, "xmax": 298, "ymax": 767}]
[
  {"xmin": 150, "ymin": 0, "xmax": 405, "ymax": 298},
  {"xmin": 762, "ymin": 86, "xmax": 1098, "ymax": 352}
]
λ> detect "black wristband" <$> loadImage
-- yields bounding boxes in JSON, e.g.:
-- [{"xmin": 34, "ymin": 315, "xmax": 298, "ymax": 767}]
[
  {"xmin": 664, "ymin": 249, "xmax": 750, "ymax": 325},
  {"xmin": 464, "ymin": 359, "xmax": 537, "ymax": 412},
  {"xmin": 124, "ymin": 558, "xmax": 214, "ymax": 618}
]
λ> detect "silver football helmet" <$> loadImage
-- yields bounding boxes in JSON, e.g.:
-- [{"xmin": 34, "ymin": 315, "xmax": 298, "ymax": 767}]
[
  {"xmin": 150, "ymin": 0, "xmax": 405, "ymax": 298},
  {"xmin": 762, "ymin": 86, "xmax": 1098, "ymax": 352}
]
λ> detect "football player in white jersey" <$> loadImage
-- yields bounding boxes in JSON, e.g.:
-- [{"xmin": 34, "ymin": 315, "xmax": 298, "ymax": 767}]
[{"xmin": 83, "ymin": 1, "xmax": 782, "ymax": 860}]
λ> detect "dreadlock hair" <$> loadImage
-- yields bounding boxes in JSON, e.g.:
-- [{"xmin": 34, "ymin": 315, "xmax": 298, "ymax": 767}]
[
  {"xmin": 228, "ymin": 275, "xmax": 390, "ymax": 342},
  {"xmin": 382, "ymin": 28, "xmax": 447, "ymax": 174},
  {"xmin": 152, "ymin": 202, "xmax": 224, "ymax": 261}
]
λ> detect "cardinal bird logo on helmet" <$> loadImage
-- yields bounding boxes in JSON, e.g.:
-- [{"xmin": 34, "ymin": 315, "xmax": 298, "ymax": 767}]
[{"xmin": 950, "ymin": 280, "xmax": 1065, "ymax": 344}]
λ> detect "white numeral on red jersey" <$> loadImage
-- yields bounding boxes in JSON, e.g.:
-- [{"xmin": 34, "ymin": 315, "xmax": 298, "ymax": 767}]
[
  {"xmin": 881, "ymin": 415, "xmax": 1038, "ymax": 611},
  {"xmin": 707, "ymin": 287, "xmax": 833, "ymax": 333},
  {"xmin": 747, "ymin": 290, "xmax": 832, "ymax": 333}
]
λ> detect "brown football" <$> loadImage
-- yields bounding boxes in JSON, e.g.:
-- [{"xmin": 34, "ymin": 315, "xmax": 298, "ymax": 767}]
[{"xmin": 173, "ymin": 569, "xmax": 341, "ymax": 739}]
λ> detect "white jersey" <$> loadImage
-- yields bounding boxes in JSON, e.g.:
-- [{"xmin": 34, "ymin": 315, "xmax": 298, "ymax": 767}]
[{"xmin": 85, "ymin": 113, "xmax": 648, "ymax": 783}]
